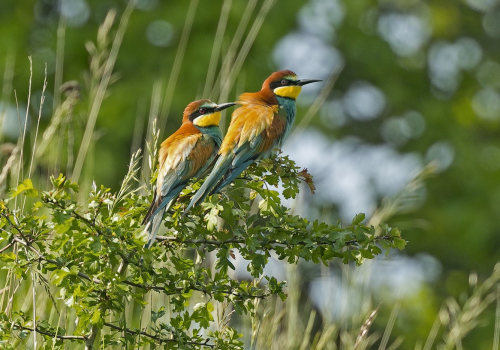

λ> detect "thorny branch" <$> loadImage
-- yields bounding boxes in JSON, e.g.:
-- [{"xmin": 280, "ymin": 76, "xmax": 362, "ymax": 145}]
[
  {"xmin": 17, "ymin": 322, "xmax": 214, "ymax": 346},
  {"xmin": 19, "ymin": 325, "xmax": 87, "ymax": 341},
  {"xmin": 103, "ymin": 322, "xmax": 214, "ymax": 348},
  {"xmin": 123, "ymin": 279, "xmax": 270, "ymax": 299},
  {"xmin": 156, "ymin": 234, "xmax": 396, "ymax": 247}
]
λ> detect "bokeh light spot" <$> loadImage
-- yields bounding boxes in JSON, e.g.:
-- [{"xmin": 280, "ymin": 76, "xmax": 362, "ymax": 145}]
[
  {"xmin": 146, "ymin": 20, "xmax": 174, "ymax": 47},
  {"xmin": 136, "ymin": 0, "xmax": 159, "ymax": 11},
  {"xmin": 455, "ymin": 37, "xmax": 482, "ymax": 70},
  {"xmin": 0, "ymin": 103, "xmax": 29, "ymax": 139},
  {"xmin": 425, "ymin": 141, "xmax": 455, "ymax": 172},
  {"xmin": 298, "ymin": 0, "xmax": 344, "ymax": 41},
  {"xmin": 476, "ymin": 60, "xmax": 500, "ymax": 89},
  {"xmin": 472, "ymin": 88, "xmax": 500, "ymax": 121},
  {"xmin": 343, "ymin": 81, "xmax": 386, "ymax": 121},
  {"xmin": 320, "ymin": 99, "xmax": 347, "ymax": 129},
  {"xmin": 378, "ymin": 13, "xmax": 430, "ymax": 57},
  {"xmin": 483, "ymin": 10, "xmax": 500, "ymax": 38},
  {"xmin": 59, "ymin": 0, "xmax": 90, "ymax": 27},
  {"xmin": 428, "ymin": 41, "xmax": 461, "ymax": 94},
  {"xmin": 273, "ymin": 32, "xmax": 343, "ymax": 95},
  {"xmin": 464, "ymin": 0, "xmax": 496, "ymax": 12}
]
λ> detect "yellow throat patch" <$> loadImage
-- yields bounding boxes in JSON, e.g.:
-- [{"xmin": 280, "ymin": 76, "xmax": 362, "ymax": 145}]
[
  {"xmin": 273, "ymin": 85, "xmax": 302, "ymax": 99},
  {"xmin": 193, "ymin": 111, "xmax": 221, "ymax": 127}
]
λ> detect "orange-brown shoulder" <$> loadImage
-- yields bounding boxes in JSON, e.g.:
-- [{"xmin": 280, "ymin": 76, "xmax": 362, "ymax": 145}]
[{"xmin": 239, "ymin": 90, "xmax": 277, "ymax": 106}]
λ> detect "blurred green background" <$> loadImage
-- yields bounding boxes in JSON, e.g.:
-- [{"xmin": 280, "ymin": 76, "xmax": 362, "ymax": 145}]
[{"xmin": 1, "ymin": 0, "xmax": 500, "ymax": 348}]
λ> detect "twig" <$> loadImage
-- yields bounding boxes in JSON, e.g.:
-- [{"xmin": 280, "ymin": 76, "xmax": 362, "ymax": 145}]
[
  {"xmin": 156, "ymin": 234, "xmax": 395, "ymax": 247},
  {"xmin": 20, "ymin": 325, "xmax": 87, "ymax": 340},
  {"xmin": 122, "ymin": 279, "xmax": 270, "ymax": 299},
  {"xmin": 103, "ymin": 322, "xmax": 214, "ymax": 347},
  {"xmin": 0, "ymin": 241, "xmax": 15, "ymax": 254}
]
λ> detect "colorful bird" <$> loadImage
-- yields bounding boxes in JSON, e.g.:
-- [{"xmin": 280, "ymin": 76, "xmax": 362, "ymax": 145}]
[
  {"xmin": 184, "ymin": 70, "xmax": 320, "ymax": 212},
  {"xmin": 143, "ymin": 99, "xmax": 235, "ymax": 247}
]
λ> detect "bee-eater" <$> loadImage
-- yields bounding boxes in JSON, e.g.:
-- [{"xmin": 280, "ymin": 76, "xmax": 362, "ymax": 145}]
[
  {"xmin": 184, "ymin": 70, "xmax": 320, "ymax": 212},
  {"xmin": 143, "ymin": 99, "xmax": 236, "ymax": 247}
]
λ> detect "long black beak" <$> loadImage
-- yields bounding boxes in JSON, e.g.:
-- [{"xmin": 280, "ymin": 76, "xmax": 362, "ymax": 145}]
[
  {"xmin": 215, "ymin": 102, "xmax": 236, "ymax": 111},
  {"xmin": 297, "ymin": 79, "xmax": 322, "ymax": 86}
]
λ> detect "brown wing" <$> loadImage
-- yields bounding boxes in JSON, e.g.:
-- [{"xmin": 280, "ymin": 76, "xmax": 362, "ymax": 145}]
[
  {"xmin": 258, "ymin": 113, "xmax": 286, "ymax": 153},
  {"xmin": 185, "ymin": 137, "xmax": 215, "ymax": 178}
]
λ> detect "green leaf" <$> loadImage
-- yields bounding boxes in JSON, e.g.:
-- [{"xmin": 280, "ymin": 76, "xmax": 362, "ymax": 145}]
[
  {"xmin": 393, "ymin": 237, "xmax": 407, "ymax": 250},
  {"xmin": 91, "ymin": 309, "xmax": 103, "ymax": 328},
  {"xmin": 51, "ymin": 268, "xmax": 70, "ymax": 286},
  {"xmin": 152, "ymin": 307, "xmax": 166, "ymax": 323},
  {"xmin": 351, "ymin": 213, "xmax": 365, "ymax": 225},
  {"xmin": 8, "ymin": 179, "xmax": 38, "ymax": 198}
]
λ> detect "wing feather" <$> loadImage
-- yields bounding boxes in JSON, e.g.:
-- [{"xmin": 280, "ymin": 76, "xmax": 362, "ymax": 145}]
[
  {"xmin": 220, "ymin": 104, "xmax": 278, "ymax": 156},
  {"xmin": 157, "ymin": 132, "xmax": 201, "ymax": 198},
  {"xmin": 187, "ymin": 139, "xmax": 215, "ymax": 178}
]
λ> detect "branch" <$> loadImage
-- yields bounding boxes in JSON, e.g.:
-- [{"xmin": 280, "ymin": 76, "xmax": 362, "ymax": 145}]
[
  {"xmin": 122, "ymin": 279, "xmax": 270, "ymax": 299},
  {"xmin": 20, "ymin": 325, "xmax": 87, "ymax": 340},
  {"xmin": 0, "ymin": 241, "xmax": 15, "ymax": 254},
  {"xmin": 156, "ymin": 234, "xmax": 395, "ymax": 247},
  {"xmin": 103, "ymin": 322, "xmax": 214, "ymax": 348}
]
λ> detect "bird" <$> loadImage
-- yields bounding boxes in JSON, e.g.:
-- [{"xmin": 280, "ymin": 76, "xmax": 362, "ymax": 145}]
[
  {"xmin": 142, "ymin": 99, "xmax": 236, "ymax": 248},
  {"xmin": 184, "ymin": 70, "xmax": 321, "ymax": 213}
]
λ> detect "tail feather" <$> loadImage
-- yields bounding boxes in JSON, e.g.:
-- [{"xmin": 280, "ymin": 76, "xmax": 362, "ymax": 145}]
[
  {"xmin": 184, "ymin": 156, "xmax": 232, "ymax": 214},
  {"xmin": 145, "ymin": 206, "xmax": 167, "ymax": 248},
  {"xmin": 142, "ymin": 192, "xmax": 158, "ymax": 225},
  {"xmin": 143, "ymin": 191, "xmax": 180, "ymax": 248},
  {"xmin": 209, "ymin": 159, "xmax": 255, "ymax": 195}
]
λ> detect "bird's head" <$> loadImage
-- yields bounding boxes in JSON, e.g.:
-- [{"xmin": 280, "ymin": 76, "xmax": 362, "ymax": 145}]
[
  {"xmin": 264, "ymin": 70, "xmax": 321, "ymax": 100},
  {"xmin": 183, "ymin": 99, "xmax": 236, "ymax": 127}
]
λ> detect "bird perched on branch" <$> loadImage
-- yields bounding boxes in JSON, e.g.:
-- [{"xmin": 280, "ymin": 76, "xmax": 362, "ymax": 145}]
[
  {"xmin": 143, "ymin": 99, "xmax": 235, "ymax": 247},
  {"xmin": 184, "ymin": 70, "xmax": 320, "ymax": 213}
]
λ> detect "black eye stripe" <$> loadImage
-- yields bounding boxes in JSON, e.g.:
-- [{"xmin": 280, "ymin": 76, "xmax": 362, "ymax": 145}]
[
  {"xmin": 189, "ymin": 107, "xmax": 214, "ymax": 121},
  {"xmin": 269, "ymin": 78, "xmax": 297, "ymax": 90}
]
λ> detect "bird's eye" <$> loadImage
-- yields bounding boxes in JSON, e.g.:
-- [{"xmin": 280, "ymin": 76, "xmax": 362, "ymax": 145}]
[
  {"xmin": 199, "ymin": 108, "xmax": 206, "ymax": 114},
  {"xmin": 281, "ymin": 79, "xmax": 288, "ymax": 85}
]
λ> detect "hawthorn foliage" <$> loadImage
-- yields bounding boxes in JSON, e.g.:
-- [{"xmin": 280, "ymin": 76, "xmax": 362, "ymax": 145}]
[{"xmin": 0, "ymin": 153, "xmax": 405, "ymax": 349}]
